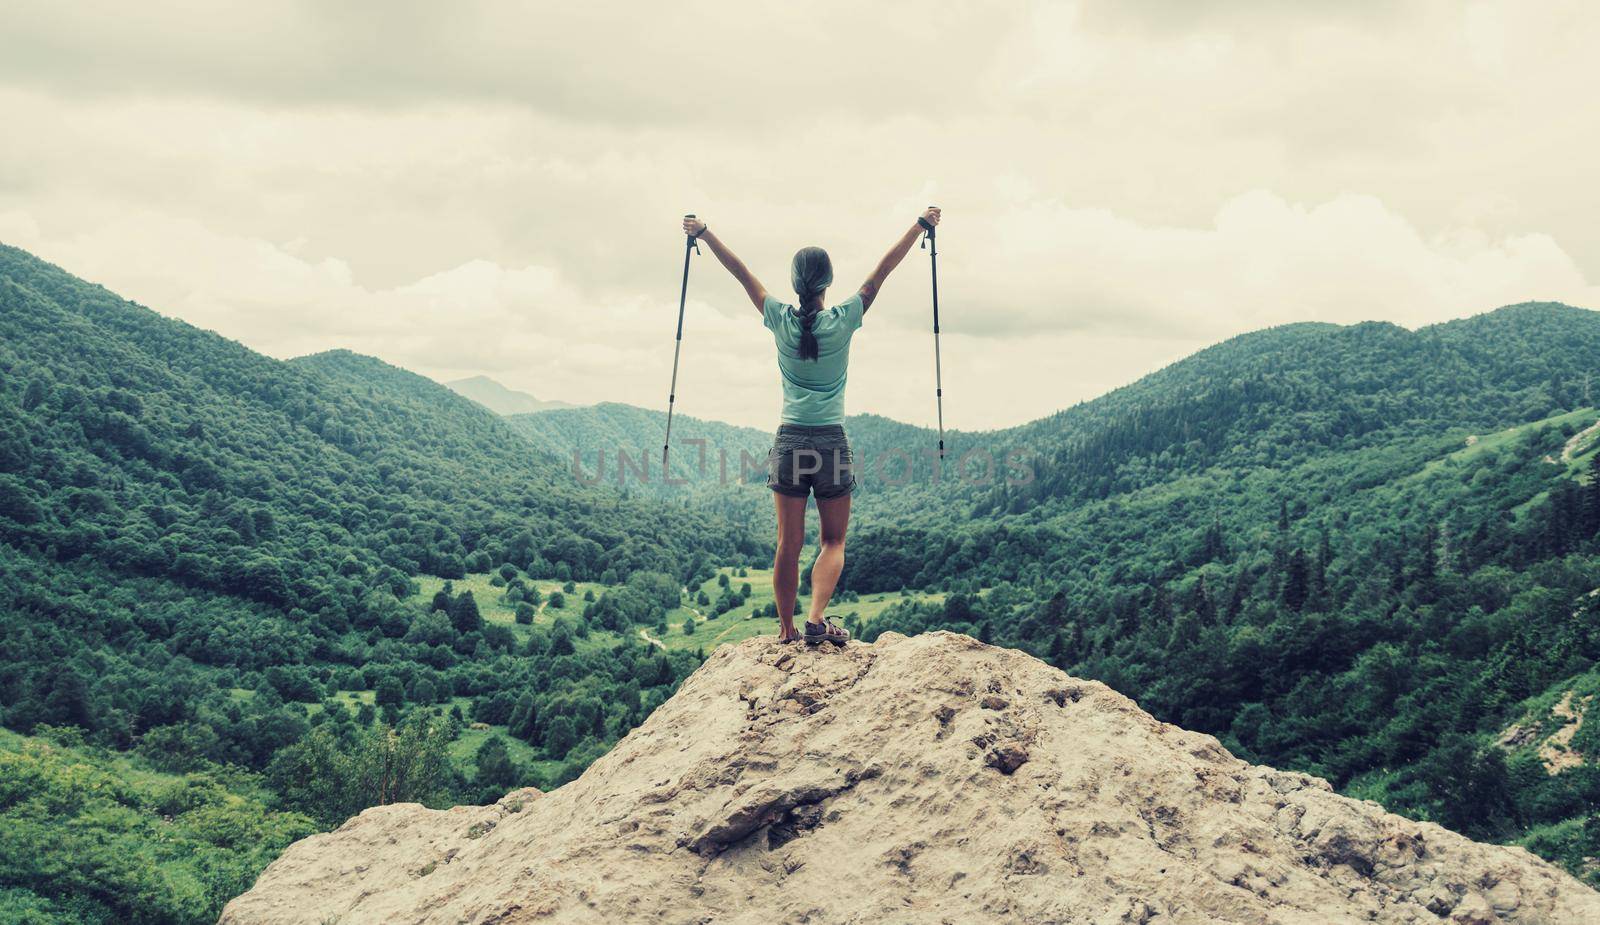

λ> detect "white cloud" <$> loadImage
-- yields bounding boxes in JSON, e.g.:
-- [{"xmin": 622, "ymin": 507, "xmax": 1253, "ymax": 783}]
[
  {"xmin": 6, "ymin": 187, "xmax": 1594, "ymax": 430},
  {"xmin": 1, "ymin": 1, "xmax": 1598, "ymax": 429},
  {"xmin": 955, "ymin": 190, "xmax": 1598, "ymax": 341}
]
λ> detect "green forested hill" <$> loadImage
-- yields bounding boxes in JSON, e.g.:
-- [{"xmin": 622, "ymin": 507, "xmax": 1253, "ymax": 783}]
[
  {"xmin": 978, "ymin": 304, "xmax": 1600, "ymax": 513},
  {"xmin": 0, "ymin": 243, "xmax": 757, "ymax": 592},
  {"xmin": 0, "ymin": 244, "xmax": 758, "ymax": 923},
  {"xmin": 509, "ymin": 401, "xmax": 770, "ymax": 494},
  {"xmin": 510, "ymin": 305, "xmax": 1600, "ymax": 532},
  {"xmin": 444, "ymin": 374, "xmax": 573, "ymax": 415},
  {"xmin": 6, "ymin": 230, "xmax": 1600, "ymax": 913},
  {"xmin": 843, "ymin": 303, "xmax": 1600, "ymax": 587}
]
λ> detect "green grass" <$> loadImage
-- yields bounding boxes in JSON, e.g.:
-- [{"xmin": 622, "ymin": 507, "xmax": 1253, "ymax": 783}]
[
  {"xmin": 331, "ymin": 689, "xmax": 376, "ymax": 708},
  {"xmin": 1341, "ymin": 765, "xmax": 1412, "ymax": 808},
  {"xmin": 411, "ymin": 563, "xmax": 954, "ymax": 655},
  {"xmin": 1517, "ymin": 816, "xmax": 1600, "ymax": 889},
  {"xmin": 411, "ymin": 572, "xmax": 607, "ymax": 631},
  {"xmin": 653, "ymin": 562, "xmax": 947, "ymax": 652},
  {"xmin": 1497, "ymin": 668, "xmax": 1600, "ymax": 763},
  {"xmin": 1415, "ymin": 407, "xmax": 1598, "ymax": 480},
  {"xmin": 447, "ymin": 723, "xmax": 563, "ymax": 782},
  {"xmin": 1564, "ymin": 415, "xmax": 1600, "ymax": 478}
]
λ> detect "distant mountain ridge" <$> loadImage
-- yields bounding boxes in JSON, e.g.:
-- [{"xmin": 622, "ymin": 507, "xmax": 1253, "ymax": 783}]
[
  {"xmin": 507, "ymin": 301, "xmax": 1600, "ymax": 527},
  {"xmin": 444, "ymin": 374, "xmax": 576, "ymax": 415},
  {"xmin": 505, "ymin": 404, "xmax": 964, "ymax": 532}
]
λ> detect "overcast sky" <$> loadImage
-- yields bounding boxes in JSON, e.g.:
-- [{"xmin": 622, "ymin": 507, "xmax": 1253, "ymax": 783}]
[{"xmin": 2, "ymin": 1, "xmax": 1598, "ymax": 429}]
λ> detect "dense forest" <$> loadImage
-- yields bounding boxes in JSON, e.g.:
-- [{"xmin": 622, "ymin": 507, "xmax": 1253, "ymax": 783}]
[
  {"xmin": 0, "ymin": 244, "xmax": 749, "ymax": 923},
  {"xmin": 6, "ymin": 235, "xmax": 1600, "ymax": 920}
]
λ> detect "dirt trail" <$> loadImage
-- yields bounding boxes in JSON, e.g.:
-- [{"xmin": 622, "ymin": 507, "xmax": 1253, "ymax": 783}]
[
  {"xmin": 1562, "ymin": 416, "xmax": 1600, "ymax": 463},
  {"xmin": 634, "ymin": 587, "xmax": 697, "ymax": 649},
  {"xmin": 1540, "ymin": 690, "xmax": 1591, "ymax": 774}
]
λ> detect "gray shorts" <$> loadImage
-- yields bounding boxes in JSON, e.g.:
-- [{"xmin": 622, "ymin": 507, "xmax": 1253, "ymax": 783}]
[{"xmin": 767, "ymin": 424, "xmax": 856, "ymax": 500}]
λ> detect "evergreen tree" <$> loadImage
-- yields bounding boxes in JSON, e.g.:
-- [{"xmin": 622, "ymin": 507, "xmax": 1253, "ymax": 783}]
[
  {"xmin": 1114, "ymin": 593, "xmax": 1140, "ymax": 637},
  {"xmin": 1587, "ymin": 453, "xmax": 1600, "ymax": 540},
  {"xmin": 508, "ymin": 693, "xmax": 539, "ymax": 742},
  {"xmin": 21, "ymin": 378, "xmax": 48, "ymax": 411},
  {"xmin": 1166, "ymin": 611, "xmax": 1200, "ymax": 650},
  {"xmin": 1199, "ymin": 517, "xmax": 1227, "ymax": 563},
  {"xmin": 43, "ymin": 665, "xmax": 94, "ymax": 728},
  {"xmin": 375, "ymin": 676, "xmax": 405, "ymax": 708},
  {"xmin": 1545, "ymin": 480, "xmax": 1582, "ymax": 557},
  {"xmin": 1149, "ymin": 584, "xmax": 1173, "ymax": 626},
  {"xmin": 543, "ymin": 716, "xmax": 577, "ymax": 756},
  {"xmin": 1270, "ymin": 499, "xmax": 1291, "ymax": 597},
  {"xmin": 1191, "ymin": 576, "xmax": 1216, "ymax": 624},
  {"xmin": 1064, "ymin": 620, "xmax": 1083, "ymax": 659},
  {"xmin": 474, "ymin": 736, "xmax": 518, "ymax": 792},
  {"xmin": 1047, "ymin": 630, "xmax": 1066, "ymax": 666},
  {"xmin": 1281, "ymin": 549, "xmax": 1310, "ymax": 612},
  {"xmin": 451, "ymin": 591, "xmax": 484, "ymax": 634},
  {"xmin": 1042, "ymin": 589, "xmax": 1068, "ymax": 630},
  {"xmin": 1311, "ymin": 531, "xmax": 1332, "ymax": 609},
  {"xmin": 549, "ymin": 620, "xmax": 576, "ymax": 656},
  {"xmin": 1224, "ymin": 574, "xmax": 1247, "ymax": 622},
  {"xmin": 1416, "ymin": 524, "xmax": 1439, "ymax": 598}
]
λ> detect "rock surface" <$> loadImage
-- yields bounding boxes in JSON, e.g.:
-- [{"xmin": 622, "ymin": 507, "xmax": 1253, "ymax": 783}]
[{"xmin": 220, "ymin": 632, "xmax": 1600, "ymax": 924}]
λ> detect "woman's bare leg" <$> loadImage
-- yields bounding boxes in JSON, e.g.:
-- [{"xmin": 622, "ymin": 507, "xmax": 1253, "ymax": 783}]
[
  {"xmin": 806, "ymin": 494, "xmax": 851, "ymax": 624},
  {"xmin": 772, "ymin": 492, "xmax": 808, "ymax": 640}
]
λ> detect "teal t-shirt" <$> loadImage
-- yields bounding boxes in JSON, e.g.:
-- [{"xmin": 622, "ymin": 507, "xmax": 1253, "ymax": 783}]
[{"xmin": 762, "ymin": 292, "xmax": 865, "ymax": 425}]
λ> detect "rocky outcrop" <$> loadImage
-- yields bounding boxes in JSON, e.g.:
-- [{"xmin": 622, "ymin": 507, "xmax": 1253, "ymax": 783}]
[{"xmin": 221, "ymin": 632, "xmax": 1600, "ymax": 924}]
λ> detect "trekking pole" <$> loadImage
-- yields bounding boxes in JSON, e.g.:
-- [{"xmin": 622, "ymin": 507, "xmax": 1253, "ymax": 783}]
[
  {"xmin": 663, "ymin": 214, "xmax": 701, "ymax": 469},
  {"xmin": 921, "ymin": 205, "xmax": 946, "ymax": 460}
]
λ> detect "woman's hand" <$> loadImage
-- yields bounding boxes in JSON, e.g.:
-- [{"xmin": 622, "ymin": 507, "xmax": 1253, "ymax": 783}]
[
  {"xmin": 688, "ymin": 218, "xmax": 768, "ymax": 311},
  {"xmin": 861, "ymin": 207, "xmax": 943, "ymax": 311}
]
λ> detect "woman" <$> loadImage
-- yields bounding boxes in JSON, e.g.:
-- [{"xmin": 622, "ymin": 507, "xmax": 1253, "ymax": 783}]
[{"xmin": 682, "ymin": 207, "xmax": 942, "ymax": 645}]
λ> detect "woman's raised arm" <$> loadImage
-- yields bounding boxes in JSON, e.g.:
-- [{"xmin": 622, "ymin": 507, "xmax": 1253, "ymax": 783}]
[
  {"xmin": 683, "ymin": 216, "xmax": 768, "ymax": 314},
  {"xmin": 858, "ymin": 206, "xmax": 941, "ymax": 312}
]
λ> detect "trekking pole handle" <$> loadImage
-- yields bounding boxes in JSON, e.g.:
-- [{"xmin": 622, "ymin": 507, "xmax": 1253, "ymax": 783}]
[
  {"xmin": 918, "ymin": 205, "xmax": 938, "ymax": 247},
  {"xmin": 684, "ymin": 213, "xmax": 702, "ymax": 254}
]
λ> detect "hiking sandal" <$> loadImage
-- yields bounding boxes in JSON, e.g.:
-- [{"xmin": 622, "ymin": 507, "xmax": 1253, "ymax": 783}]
[{"xmin": 803, "ymin": 619, "xmax": 849, "ymax": 647}]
